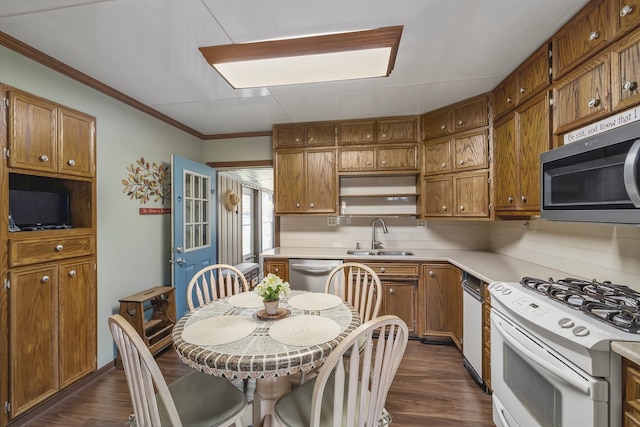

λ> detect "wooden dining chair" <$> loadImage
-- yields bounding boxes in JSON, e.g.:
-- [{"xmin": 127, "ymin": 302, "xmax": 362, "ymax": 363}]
[
  {"xmin": 186, "ymin": 264, "xmax": 250, "ymax": 311},
  {"xmin": 325, "ymin": 262, "xmax": 382, "ymax": 323},
  {"xmin": 108, "ymin": 314, "xmax": 247, "ymax": 427},
  {"xmin": 273, "ymin": 315, "xmax": 409, "ymax": 427}
]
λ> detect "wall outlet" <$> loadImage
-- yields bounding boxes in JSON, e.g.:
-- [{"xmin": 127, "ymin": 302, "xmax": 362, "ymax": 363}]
[
  {"xmin": 417, "ymin": 219, "xmax": 427, "ymax": 228},
  {"xmin": 327, "ymin": 217, "xmax": 337, "ymax": 227}
]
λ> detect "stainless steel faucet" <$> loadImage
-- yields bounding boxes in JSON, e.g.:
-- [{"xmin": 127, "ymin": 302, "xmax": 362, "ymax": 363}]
[{"xmin": 371, "ymin": 217, "xmax": 388, "ymax": 250}]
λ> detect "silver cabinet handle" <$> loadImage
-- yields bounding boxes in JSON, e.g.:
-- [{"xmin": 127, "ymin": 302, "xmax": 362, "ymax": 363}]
[
  {"xmin": 67, "ymin": 159, "xmax": 76, "ymax": 166},
  {"xmin": 508, "ymin": 196, "xmax": 514, "ymax": 203},
  {"xmin": 366, "ymin": 134, "xmax": 372, "ymax": 139},
  {"xmin": 506, "ymin": 97, "xmax": 512, "ymax": 104},
  {"xmin": 309, "ymin": 202, "xmax": 315, "ymax": 208},
  {"xmin": 388, "ymin": 288, "xmax": 395, "ymax": 294},
  {"xmin": 55, "ymin": 244, "xmax": 64, "ymax": 252},
  {"xmin": 587, "ymin": 98, "xmax": 600, "ymax": 108},
  {"xmin": 308, "ymin": 137, "xmax": 314, "ymax": 142},
  {"xmin": 520, "ymin": 87, "xmax": 526, "ymax": 94},
  {"xmin": 588, "ymin": 31, "xmax": 599, "ymax": 41},
  {"xmin": 439, "ymin": 124, "xmax": 446, "ymax": 130},
  {"xmin": 381, "ymin": 133, "xmax": 388, "ymax": 138},
  {"xmin": 457, "ymin": 120, "xmax": 463, "ymax": 126},
  {"xmin": 623, "ymin": 81, "xmax": 637, "ymax": 92},
  {"xmin": 273, "ymin": 267, "xmax": 279, "ymax": 273},
  {"xmin": 41, "ymin": 275, "xmax": 49, "ymax": 283},
  {"xmin": 39, "ymin": 154, "xmax": 49, "ymax": 162},
  {"xmin": 366, "ymin": 160, "xmax": 372, "ymax": 166},
  {"xmin": 459, "ymin": 206, "xmax": 465, "ymax": 211},
  {"xmin": 380, "ymin": 267, "xmax": 386, "ymax": 273},
  {"xmin": 621, "ymin": 5, "xmax": 634, "ymax": 16},
  {"xmin": 442, "ymin": 206, "xmax": 447, "ymax": 211},
  {"xmin": 428, "ymin": 270, "xmax": 435, "ymax": 277},
  {"xmin": 521, "ymin": 195, "xmax": 527, "ymax": 202},
  {"xmin": 441, "ymin": 162, "xmax": 447, "ymax": 168},
  {"xmin": 295, "ymin": 202, "xmax": 300, "ymax": 208},
  {"xmin": 68, "ymin": 270, "xmax": 76, "ymax": 277},
  {"xmin": 458, "ymin": 160, "xmax": 464, "ymax": 166},
  {"xmin": 294, "ymin": 138, "xmax": 300, "ymax": 142}
]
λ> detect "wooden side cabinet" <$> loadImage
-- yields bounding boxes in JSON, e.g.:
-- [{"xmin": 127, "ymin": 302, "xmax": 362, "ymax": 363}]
[
  {"xmin": 263, "ymin": 258, "xmax": 289, "ymax": 283},
  {"xmin": 117, "ymin": 286, "xmax": 176, "ymax": 367},
  {"xmin": 482, "ymin": 282, "xmax": 492, "ymax": 392},
  {"xmin": 623, "ymin": 357, "xmax": 640, "ymax": 426},
  {"xmin": 420, "ymin": 263, "xmax": 462, "ymax": 349}
]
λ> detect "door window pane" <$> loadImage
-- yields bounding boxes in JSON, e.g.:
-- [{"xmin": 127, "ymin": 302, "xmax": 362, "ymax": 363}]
[
  {"xmin": 183, "ymin": 170, "xmax": 211, "ymax": 250},
  {"xmin": 261, "ymin": 191, "xmax": 274, "ymax": 251},
  {"xmin": 242, "ymin": 190, "xmax": 253, "ymax": 259}
]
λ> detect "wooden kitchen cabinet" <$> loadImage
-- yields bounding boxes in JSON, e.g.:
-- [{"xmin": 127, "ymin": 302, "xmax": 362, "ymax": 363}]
[
  {"xmin": 355, "ymin": 262, "xmax": 419, "ymax": 336},
  {"xmin": 494, "ymin": 92, "xmax": 551, "ymax": 215},
  {"xmin": 453, "ymin": 96, "xmax": 488, "ymax": 133},
  {"xmin": 423, "ymin": 170, "xmax": 489, "ymax": 218},
  {"xmin": 613, "ymin": 0, "xmax": 640, "ymax": 37},
  {"xmin": 338, "ymin": 120, "xmax": 376, "ymax": 145},
  {"xmin": 421, "ymin": 264, "xmax": 462, "ymax": 349},
  {"xmin": 8, "ymin": 257, "xmax": 95, "ymax": 417},
  {"xmin": 493, "ymin": 75, "xmax": 517, "ymax": 120},
  {"xmin": 552, "ymin": 0, "xmax": 612, "ymax": 79},
  {"xmin": 423, "ymin": 176, "xmax": 452, "ymax": 217},
  {"xmin": 482, "ymin": 282, "xmax": 492, "ymax": 391},
  {"xmin": 421, "ymin": 109, "xmax": 452, "ymax": 140},
  {"xmin": 338, "ymin": 145, "xmax": 419, "ymax": 172},
  {"xmin": 263, "ymin": 258, "xmax": 289, "ymax": 282},
  {"xmin": 377, "ymin": 117, "xmax": 418, "ymax": 143},
  {"xmin": 516, "ymin": 43, "xmax": 551, "ymax": 105},
  {"xmin": 424, "ymin": 129, "xmax": 488, "ymax": 175},
  {"xmin": 8, "ymin": 89, "xmax": 95, "ymax": 177},
  {"xmin": 623, "ymin": 357, "xmax": 640, "ymax": 426},
  {"xmin": 611, "ymin": 29, "xmax": 640, "ymax": 112},
  {"xmin": 423, "ymin": 139, "xmax": 452, "ymax": 175},
  {"xmin": 273, "ymin": 122, "xmax": 336, "ymax": 149},
  {"xmin": 553, "ymin": 53, "xmax": 611, "ymax": 135},
  {"xmin": 274, "ymin": 149, "xmax": 337, "ymax": 214}
]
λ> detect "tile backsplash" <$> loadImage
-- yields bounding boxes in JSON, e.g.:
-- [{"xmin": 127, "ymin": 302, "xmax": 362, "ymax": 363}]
[{"xmin": 279, "ymin": 216, "xmax": 640, "ymax": 290}]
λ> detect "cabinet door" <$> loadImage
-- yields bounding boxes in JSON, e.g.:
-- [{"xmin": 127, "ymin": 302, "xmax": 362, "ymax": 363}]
[
  {"xmin": 8, "ymin": 90, "xmax": 58, "ymax": 173},
  {"xmin": 58, "ymin": 258, "xmax": 96, "ymax": 388},
  {"xmin": 493, "ymin": 117, "xmax": 518, "ymax": 211},
  {"xmin": 9, "ymin": 264, "xmax": 59, "ymax": 417},
  {"xmin": 274, "ymin": 125, "xmax": 305, "ymax": 148},
  {"xmin": 423, "ymin": 265, "xmax": 454, "ymax": 339},
  {"xmin": 305, "ymin": 150, "xmax": 336, "ymax": 213},
  {"xmin": 377, "ymin": 145, "xmax": 418, "ymax": 170},
  {"xmin": 611, "ymin": 30, "xmax": 640, "ymax": 112},
  {"xmin": 306, "ymin": 123, "xmax": 335, "ymax": 146},
  {"xmin": 274, "ymin": 151, "xmax": 304, "ymax": 213},
  {"xmin": 552, "ymin": 0, "xmax": 612, "ymax": 79},
  {"xmin": 453, "ymin": 97, "xmax": 488, "ymax": 132},
  {"xmin": 382, "ymin": 281, "xmax": 417, "ymax": 335},
  {"xmin": 453, "ymin": 129, "xmax": 488, "ymax": 172},
  {"xmin": 613, "ymin": 0, "xmax": 640, "ymax": 37},
  {"xmin": 518, "ymin": 92, "xmax": 551, "ymax": 211},
  {"xmin": 263, "ymin": 259, "xmax": 289, "ymax": 282},
  {"xmin": 421, "ymin": 109, "xmax": 452, "ymax": 140},
  {"xmin": 453, "ymin": 171, "xmax": 489, "ymax": 217},
  {"xmin": 377, "ymin": 118, "xmax": 418, "ymax": 143},
  {"xmin": 516, "ymin": 44, "xmax": 550, "ymax": 104},
  {"xmin": 338, "ymin": 121, "xmax": 376, "ymax": 145},
  {"xmin": 423, "ymin": 176, "xmax": 452, "ymax": 217},
  {"xmin": 423, "ymin": 140, "xmax": 451, "ymax": 175},
  {"xmin": 553, "ymin": 54, "xmax": 610, "ymax": 135},
  {"xmin": 338, "ymin": 148, "xmax": 374, "ymax": 171},
  {"xmin": 58, "ymin": 109, "xmax": 95, "ymax": 177},
  {"xmin": 493, "ymin": 75, "xmax": 517, "ymax": 119}
]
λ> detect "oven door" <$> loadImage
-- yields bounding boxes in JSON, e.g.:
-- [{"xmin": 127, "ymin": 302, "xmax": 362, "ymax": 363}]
[{"xmin": 490, "ymin": 310, "xmax": 608, "ymax": 427}]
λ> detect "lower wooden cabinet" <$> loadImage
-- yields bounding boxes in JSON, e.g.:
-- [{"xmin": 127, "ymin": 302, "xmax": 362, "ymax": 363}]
[
  {"xmin": 420, "ymin": 264, "xmax": 462, "ymax": 349},
  {"xmin": 263, "ymin": 258, "xmax": 289, "ymax": 283},
  {"xmin": 8, "ymin": 257, "xmax": 96, "ymax": 417},
  {"xmin": 482, "ymin": 281, "xmax": 492, "ymax": 391},
  {"xmin": 623, "ymin": 357, "xmax": 640, "ymax": 426}
]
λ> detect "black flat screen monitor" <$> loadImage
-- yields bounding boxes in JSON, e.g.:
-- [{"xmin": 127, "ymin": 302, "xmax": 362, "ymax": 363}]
[{"xmin": 9, "ymin": 189, "xmax": 71, "ymax": 229}]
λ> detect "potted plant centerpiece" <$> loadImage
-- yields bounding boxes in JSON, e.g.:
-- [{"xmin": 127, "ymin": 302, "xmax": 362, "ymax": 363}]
[{"xmin": 255, "ymin": 273, "xmax": 291, "ymax": 315}]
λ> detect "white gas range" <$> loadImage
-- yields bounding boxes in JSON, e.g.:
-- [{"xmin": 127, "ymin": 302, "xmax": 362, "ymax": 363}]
[{"xmin": 489, "ymin": 277, "xmax": 640, "ymax": 427}]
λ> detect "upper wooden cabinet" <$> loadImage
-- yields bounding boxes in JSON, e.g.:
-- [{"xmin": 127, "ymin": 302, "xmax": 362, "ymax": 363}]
[
  {"xmin": 421, "ymin": 109, "xmax": 452, "ymax": 140},
  {"xmin": 611, "ymin": 29, "xmax": 640, "ymax": 112},
  {"xmin": 552, "ymin": 0, "xmax": 612, "ymax": 79},
  {"xmin": 8, "ymin": 90, "xmax": 95, "ymax": 177},
  {"xmin": 273, "ymin": 122, "xmax": 336, "ymax": 148},
  {"xmin": 613, "ymin": 0, "xmax": 640, "ymax": 37},
  {"xmin": 338, "ymin": 145, "xmax": 419, "ymax": 172},
  {"xmin": 337, "ymin": 117, "xmax": 419, "ymax": 145},
  {"xmin": 337, "ymin": 120, "xmax": 376, "ymax": 145},
  {"xmin": 424, "ymin": 129, "xmax": 488, "ymax": 176},
  {"xmin": 423, "ymin": 170, "xmax": 489, "ymax": 218},
  {"xmin": 552, "ymin": 53, "xmax": 611, "ymax": 135},
  {"xmin": 493, "ymin": 75, "xmax": 517, "ymax": 120},
  {"xmin": 516, "ymin": 44, "xmax": 551, "ymax": 105},
  {"xmin": 421, "ymin": 95, "xmax": 488, "ymax": 140},
  {"xmin": 274, "ymin": 149, "xmax": 337, "ymax": 214},
  {"xmin": 377, "ymin": 117, "xmax": 418, "ymax": 143}
]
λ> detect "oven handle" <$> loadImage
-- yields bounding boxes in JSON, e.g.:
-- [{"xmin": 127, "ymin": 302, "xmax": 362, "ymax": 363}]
[
  {"xmin": 492, "ymin": 316, "xmax": 591, "ymax": 395},
  {"xmin": 623, "ymin": 138, "xmax": 640, "ymax": 207}
]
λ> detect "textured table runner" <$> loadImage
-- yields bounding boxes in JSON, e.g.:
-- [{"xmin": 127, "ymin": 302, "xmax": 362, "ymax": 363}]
[
  {"xmin": 287, "ymin": 292, "xmax": 343, "ymax": 311},
  {"xmin": 268, "ymin": 315, "xmax": 341, "ymax": 346},
  {"xmin": 182, "ymin": 316, "xmax": 257, "ymax": 346}
]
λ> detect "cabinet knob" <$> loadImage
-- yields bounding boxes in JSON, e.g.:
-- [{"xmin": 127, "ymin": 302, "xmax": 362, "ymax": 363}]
[
  {"xmin": 366, "ymin": 134, "xmax": 372, "ymax": 139},
  {"xmin": 620, "ymin": 5, "xmax": 634, "ymax": 16},
  {"xmin": 68, "ymin": 270, "xmax": 76, "ymax": 277},
  {"xmin": 508, "ymin": 196, "xmax": 514, "ymax": 203},
  {"xmin": 428, "ymin": 270, "xmax": 435, "ymax": 277},
  {"xmin": 521, "ymin": 195, "xmax": 527, "ymax": 202},
  {"xmin": 380, "ymin": 267, "xmax": 386, "ymax": 273},
  {"xmin": 382, "ymin": 133, "xmax": 388, "ymax": 138},
  {"xmin": 587, "ymin": 98, "xmax": 600, "ymax": 108},
  {"xmin": 459, "ymin": 206, "xmax": 465, "ymax": 211},
  {"xmin": 506, "ymin": 97, "xmax": 512, "ymax": 104},
  {"xmin": 294, "ymin": 138, "xmax": 300, "ymax": 142},
  {"xmin": 41, "ymin": 275, "xmax": 50, "ymax": 283},
  {"xmin": 295, "ymin": 203, "xmax": 300, "ymax": 208},
  {"xmin": 381, "ymin": 160, "xmax": 387, "ymax": 165},
  {"xmin": 67, "ymin": 159, "xmax": 76, "ymax": 166},
  {"xmin": 388, "ymin": 288, "xmax": 395, "ymax": 294},
  {"xmin": 458, "ymin": 160, "xmax": 464, "ymax": 166},
  {"xmin": 309, "ymin": 202, "xmax": 315, "ymax": 208},
  {"xmin": 439, "ymin": 124, "xmax": 446, "ymax": 130},
  {"xmin": 520, "ymin": 87, "xmax": 526, "ymax": 94},
  {"xmin": 442, "ymin": 206, "xmax": 447, "ymax": 211},
  {"xmin": 366, "ymin": 160, "xmax": 372, "ymax": 166},
  {"xmin": 308, "ymin": 137, "xmax": 314, "ymax": 142},
  {"xmin": 39, "ymin": 154, "xmax": 49, "ymax": 162},
  {"xmin": 623, "ymin": 81, "xmax": 638, "ymax": 92},
  {"xmin": 274, "ymin": 267, "xmax": 279, "ymax": 273},
  {"xmin": 588, "ymin": 31, "xmax": 599, "ymax": 41},
  {"xmin": 441, "ymin": 162, "xmax": 447, "ymax": 168},
  {"xmin": 457, "ymin": 120, "xmax": 463, "ymax": 126},
  {"xmin": 55, "ymin": 244, "xmax": 64, "ymax": 252}
]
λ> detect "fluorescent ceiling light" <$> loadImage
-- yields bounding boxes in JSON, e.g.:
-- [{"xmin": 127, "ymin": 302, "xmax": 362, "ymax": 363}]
[{"xmin": 199, "ymin": 26, "xmax": 403, "ymax": 89}]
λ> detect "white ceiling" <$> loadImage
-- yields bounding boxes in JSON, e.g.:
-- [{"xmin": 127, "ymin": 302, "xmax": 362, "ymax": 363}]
[{"xmin": 0, "ymin": 0, "xmax": 591, "ymax": 138}]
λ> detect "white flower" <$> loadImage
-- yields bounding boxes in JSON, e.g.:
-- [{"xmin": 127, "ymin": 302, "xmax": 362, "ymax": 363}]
[{"xmin": 255, "ymin": 274, "xmax": 291, "ymax": 301}]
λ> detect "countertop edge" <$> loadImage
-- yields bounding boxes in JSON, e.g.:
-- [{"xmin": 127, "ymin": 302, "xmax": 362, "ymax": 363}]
[{"xmin": 612, "ymin": 341, "xmax": 640, "ymax": 365}]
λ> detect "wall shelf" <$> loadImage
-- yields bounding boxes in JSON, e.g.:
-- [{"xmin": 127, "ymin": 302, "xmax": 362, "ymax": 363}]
[{"xmin": 339, "ymin": 175, "xmax": 419, "ymax": 216}]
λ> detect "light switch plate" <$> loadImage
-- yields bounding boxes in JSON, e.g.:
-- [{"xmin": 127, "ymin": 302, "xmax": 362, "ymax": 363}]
[
  {"xmin": 417, "ymin": 219, "xmax": 427, "ymax": 228},
  {"xmin": 327, "ymin": 217, "xmax": 337, "ymax": 226}
]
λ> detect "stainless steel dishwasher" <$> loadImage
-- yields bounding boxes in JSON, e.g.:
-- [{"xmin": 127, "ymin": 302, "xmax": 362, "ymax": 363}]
[{"xmin": 288, "ymin": 258, "xmax": 344, "ymax": 292}]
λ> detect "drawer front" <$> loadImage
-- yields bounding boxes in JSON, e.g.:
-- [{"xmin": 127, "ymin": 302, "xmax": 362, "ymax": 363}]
[
  {"xmin": 10, "ymin": 235, "xmax": 95, "ymax": 267},
  {"xmin": 360, "ymin": 262, "xmax": 419, "ymax": 277}
]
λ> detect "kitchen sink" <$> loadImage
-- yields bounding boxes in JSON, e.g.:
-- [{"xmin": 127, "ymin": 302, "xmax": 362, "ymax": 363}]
[{"xmin": 346, "ymin": 249, "xmax": 414, "ymax": 256}]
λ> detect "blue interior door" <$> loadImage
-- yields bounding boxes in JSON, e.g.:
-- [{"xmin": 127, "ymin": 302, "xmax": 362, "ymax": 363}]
[{"xmin": 171, "ymin": 155, "xmax": 217, "ymax": 316}]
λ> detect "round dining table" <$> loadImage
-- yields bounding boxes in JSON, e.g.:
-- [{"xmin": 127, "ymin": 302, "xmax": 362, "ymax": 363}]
[{"xmin": 172, "ymin": 290, "xmax": 361, "ymax": 427}]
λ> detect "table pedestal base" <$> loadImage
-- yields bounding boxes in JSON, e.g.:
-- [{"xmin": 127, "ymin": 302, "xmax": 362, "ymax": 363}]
[{"xmin": 253, "ymin": 376, "xmax": 291, "ymax": 427}]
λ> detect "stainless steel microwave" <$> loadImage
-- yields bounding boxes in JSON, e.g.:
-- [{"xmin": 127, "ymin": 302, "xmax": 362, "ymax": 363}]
[{"xmin": 540, "ymin": 120, "xmax": 640, "ymax": 224}]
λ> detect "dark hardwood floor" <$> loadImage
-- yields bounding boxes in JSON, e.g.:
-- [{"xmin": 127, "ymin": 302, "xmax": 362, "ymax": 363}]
[{"xmin": 21, "ymin": 340, "xmax": 494, "ymax": 427}]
